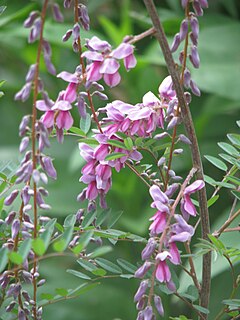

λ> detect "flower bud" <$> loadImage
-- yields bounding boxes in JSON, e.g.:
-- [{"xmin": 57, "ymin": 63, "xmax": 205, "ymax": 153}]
[
  {"xmin": 19, "ymin": 115, "xmax": 30, "ymax": 137},
  {"xmin": 63, "ymin": 0, "xmax": 72, "ymax": 9},
  {"xmin": 154, "ymin": 295, "xmax": 164, "ymax": 316},
  {"xmin": 41, "ymin": 156, "xmax": 57, "ymax": 179},
  {"xmin": 62, "ymin": 29, "xmax": 73, "ymax": 42},
  {"xmin": 25, "ymin": 64, "xmax": 37, "ymax": 83},
  {"xmin": 78, "ymin": 4, "xmax": 90, "ymax": 31},
  {"xmin": 141, "ymin": 238, "xmax": 157, "ymax": 260},
  {"xmin": 181, "ymin": 0, "xmax": 188, "ymax": 8},
  {"xmin": 167, "ymin": 116, "xmax": 179, "ymax": 130},
  {"xmin": 170, "ymin": 33, "xmax": 180, "ymax": 53},
  {"xmin": 135, "ymin": 262, "xmax": 152, "ymax": 279},
  {"xmin": 18, "ymin": 307, "xmax": 26, "ymax": 320},
  {"xmin": 190, "ymin": 79, "xmax": 201, "ymax": 96},
  {"xmin": 37, "ymin": 279, "xmax": 46, "ymax": 287},
  {"xmin": 24, "ymin": 11, "xmax": 39, "ymax": 28},
  {"xmin": 183, "ymin": 68, "xmax": 191, "ymax": 88},
  {"xmin": 179, "ymin": 134, "xmax": 191, "ymax": 145},
  {"xmin": 52, "ymin": 3, "xmax": 64, "ymax": 22},
  {"xmin": 136, "ymin": 296, "xmax": 146, "ymax": 310},
  {"xmin": 143, "ymin": 306, "xmax": 153, "ymax": 320},
  {"xmin": 28, "ymin": 18, "xmax": 42, "ymax": 43},
  {"xmin": 137, "ymin": 311, "xmax": 144, "ymax": 320},
  {"xmin": 72, "ymin": 23, "xmax": 80, "ymax": 41},
  {"xmin": 134, "ymin": 280, "xmax": 148, "ymax": 302},
  {"xmin": 92, "ymin": 91, "xmax": 108, "ymax": 100},
  {"xmin": 193, "ymin": 0, "xmax": 203, "ymax": 16},
  {"xmin": 179, "ymin": 19, "xmax": 189, "ymax": 41},
  {"xmin": 4, "ymin": 189, "xmax": 19, "ymax": 206},
  {"xmin": 190, "ymin": 16, "xmax": 199, "ymax": 40},
  {"xmin": 5, "ymin": 211, "xmax": 17, "ymax": 225},
  {"xmin": 189, "ymin": 45, "xmax": 200, "ymax": 68},
  {"xmin": 19, "ymin": 137, "xmax": 30, "ymax": 153},
  {"xmin": 6, "ymin": 301, "xmax": 16, "ymax": 312}
]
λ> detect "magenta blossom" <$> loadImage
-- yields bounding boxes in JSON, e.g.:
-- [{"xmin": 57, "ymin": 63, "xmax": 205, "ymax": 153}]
[
  {"xmin": 155, "ymin": 251, "xmax": 172, "ymax": 283},
  {"xmin": 181, "ymin": 180, "xmax": 205, "ymax": 219},
  {"xmin": 158, "ymin": 76, "xmax": 176, "ymax": 100},
  {"xmin": 82, "ymin": 36, "xmax": 136, "ymax": 87}
]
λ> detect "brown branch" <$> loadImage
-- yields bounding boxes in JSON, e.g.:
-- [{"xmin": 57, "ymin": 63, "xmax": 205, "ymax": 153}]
[
  {"xmin": 213, "ymin": 209, "xmax": 240, "ymax": 238},
  {"xmin": 143, "ymin": 0, "xmax": 211, "ymax": 317},
  {"xmin": 31, "ymin": 0, "xmax": 49, "ymax": 317}
]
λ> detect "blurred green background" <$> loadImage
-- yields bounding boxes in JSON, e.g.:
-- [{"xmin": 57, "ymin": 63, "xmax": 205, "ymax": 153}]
[{"xmin": 0, "ymin": 0, "xmax": 240, "ymax": 319}]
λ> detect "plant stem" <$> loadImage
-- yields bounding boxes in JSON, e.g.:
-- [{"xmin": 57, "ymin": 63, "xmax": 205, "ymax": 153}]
[
  {"xmin": 213, "ymin": 208, "xmax": 240, "ymax": 238},
  {"xmin": 143, "ymin": 1, "xmax": 211, "ymax": 316},
  {"xmin": 31, "ymin": 0, "xmax": 49, "ymax": 317},
  {"xmin": 74, "ymin": 0, "xmax": 103, "ymax": 134},
  {"xmin": 184, "ymin": 241, "xmax": 201, "ymax": 293}
]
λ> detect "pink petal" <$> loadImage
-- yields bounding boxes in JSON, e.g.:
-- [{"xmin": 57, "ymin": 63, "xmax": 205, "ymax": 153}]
[
  {"xmin": 183, "ymin": 195, "xmax": 197, "ymax": 216},
  {"xmin": 184, "ymin": 180, "xmax": 205, "ymax": 195},
  {"xmin": 142, "ymin": 91, "xmax": 160, "ymax": 106},
  {"xmin": 64, "ymin": 83, "xmax": 77, "ymax": 103},
  {"xmin": 56, "ymin": 111, "xmax": 73, "ymax": 130},
  {"xmin": 155, "ymin": 261, "xmax": 171, "ymax": 283},
  {"xmin": 128, "ymin": 107, "xmax": 152, "ymax": 121},
  {"xmin": 169, "ymin": 242, "xmax": 181, "ymax": 265},
  {"xmin": 41, "ymin": 111, "xmax": 54, "ymax": 128},
  {"xmin": 112, "ymin": 43, "xmax": 134, "ymax": 59},
  {"xmin": 36, "ymin": 100, "xmax": 51, "ymax": 111},
  {"xmin": 57, "ymin": 71, "xmax": 78, "ymax": 83},
  {"xmin": 103, "ymin": 72, "xmax": 121, "ymax": 87},
  {"xmin": 52, "ymin": 100, "xmax": 72, "ymax": 111},
  {"xmin": 86, "ymin": 36, "xmax": 111, "ymax": 52},
  {"xmin": 149, "ymin": 185, "xmax": 169, "ymax": 204},
  {"xmin": 79, "ymin": 143, "xmax": 94, "ymax": 161},
  {"xmin": 124, "ymin": 54, "xmax": 137, "ymax": 71},
  {"xmin": 86, "ymin": 181, "xmax": 98, "ymax": 200},
  {"xmin": 158, "ymin": 76, "xmax": 176, "ymax": 99},
  {"xmin": 86, "ymin": 61, "xmax": 102, "ymax": 82},
  {"xmin": 82, "ymin": 51, "xmax": 104, "ymax": 61},
  {"xmin": 99, "ymin": 58, "xmax": 120, "ymax": 75}
]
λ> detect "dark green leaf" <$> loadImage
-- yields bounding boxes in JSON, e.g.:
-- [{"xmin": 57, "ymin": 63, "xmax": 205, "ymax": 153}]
[
  {"xmin": 81, "ymin": 211, "xmax": 97, "ymax": 229},
  {"xmin": 80, "ymin": 113, "xmax": 91, "ymax": 134},
  {"xmin": 96, "ymin": 208, "xmax": 111, "ymax": 227},
  {"xmin": 207, "ymin": 195, "xmax": 219, "ymax": 208},
  {"xmin": 218, "ymin": 142, "xmax": 239, "ymax": 156},
  {"xmin": 227, "ymin": 134, "xmax": 240, "ymax": 148},
  {"xmin": 107, "ymin": 210, "xmax": 123, "ymax": 228},
  {"xmin": 67, "ymin": 269, "xmax": 91, "ymax": 280},
  {"xmin": 107, "ymin": 139, "xmax": 126, "ymax": 149},
  {"xmin": 18, "ymin": 238, "xmax": 32, "ymax": 261},
  {"xmin": 40, "ymin": 218, "xmax": 56, "ymax": 252},
  {"xmin": 204, "ymin": 155, "xmax": 228, "ymax": 171},
  {"xmin": 105, "ymin": 152, "xmax": 126, "ymax": 161},
  {"xmin": 89, "ymin": 246, "xmax": 113, "ymax": 259},
  {"xmin": 0, "ymin": 247, "xmax": 8, "ymax": 272},
  {"xmin": 193, "ymin": 305, "xmax": 209, "ymax": 314},
  {"xmin": 95, "ymin": 258, "xmax": 122, "ymax": 274},
  {"xmin": 68, "ymin": 127, "xmax": 86, "ymax": 136},
  {"xmin": 77, "ymin": 259, "xmax": 97, "ymax": 272},
  {"xmin": 124, "ymin": 137, "xmax": 133, "ymax": 150},
  {"xmin": 208, "ymin": 234, "xmax": 225, "ymax": 250},
  {"xmin": 72, "ymin": 230, "xmax": 94, "ymax": 254}
]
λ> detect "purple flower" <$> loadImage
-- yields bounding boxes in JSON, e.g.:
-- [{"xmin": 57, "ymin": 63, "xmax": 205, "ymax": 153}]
[
  {"xmin": 82, "ymin": 36, "xmax": 136, "ymax": 87},
  {"xmin": 159, "ymin": 76, "xmax": 176, "ymax": 100},
  {"xmin": 155, "ymin": 251, "xmax": 172, "ymax": 283},
  {"xmin": 181, "ymin": 180, "xmax": 205, "ymax": 218}
]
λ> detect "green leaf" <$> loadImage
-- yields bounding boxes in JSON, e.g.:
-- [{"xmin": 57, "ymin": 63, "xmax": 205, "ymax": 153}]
[
  {"xmin": 32, "ymin": 238, "xmax": 46, "ymax": 256},
  {"xmin": 107, "ymin": 139, "xmax": 126, "ymax": 149},
  {"xmin": 78, "ymin": 137, "xmax": 99, "ymax": 145},
  {"xmin": 53, "ymin": 226, "xmax": 74, "ymax": 252},
  {"xmin": 96, "ymin": 208, "xmax": 111, "ymax": 227},
  {"xmin": 89, "ymin": 246, "xmax": 113, "ymax": 259},
  {"xmin": 41, "ymin": 293, "xmax": 54, "ymax": 300},
  {"xmin": 77, "ymin": 259, "xmax": 97, "ymax": 272},
  {"xmin": 105, "ymin": 152, "xmax": 126, "ymax": 161},
  {"xmin": 68, "ymin": 126, "xmax": 86, "ymax": 136},
  {"xmin": 219, "ymin": 153, "xmax": 239, "ymax": 165},
  {"xmin": 55, "ymin": 288, "xmax": 68, "ymax": 296},
  {"xmin": 82, "ymin": 211, "xmax": 97, "ymax": 229},
  {"xmin": 67, "ymin": 283, "xmax": 99, "ymax": 297},
  {"xmin": 207, "ymin": 195, "xmax": 219, "ymax": 208},
  {"xmin": 124, "ymin": 137, "xmax": 133, "ymax": 150},
  {"xmin": 0, "ymin": 181, "xmax": 7, "ymax": 193},
  {"xmin": 193, "ymin": 305, "xmax": 209, "ymax": 314},
  {"xmin": 0, "ymin": 247, "xmax": 8, "ymax": 272},
  {"xmin": 40, "ymin": 218, "xmax": 56, "ymax": 252},
  {"xmin": 18, "ymin": 238, "xmax": 32, "ymax": 261},
  {"xmin": 222, "ymin": 299, "xmax": 240, "ymax": 307},
  {"xmin": 80, "ymin": 113, "xmax": 91, "ymax": 134},
  {"xmin": 0, "ymin": 6, "xmax": 7, "ymax": 16},
  {"xmin": 231, "ymin": 190, "xmax": 240, "ymax": 200},
  {"xmin": 204, "ymin": 174, "xmax": 217, "ymax": 186},
  {"xmin": 96, "ymin": 258, "xmax": 122, "ymax": 274},
  {"xmin": 67, "ymin": 269, "xmax": 91, "ymax": 280},
  {"xmin": 227, "ymin": 134, "xmax": 240, "ymax": 148},
  {"xmin": 107, "ymin": 210, "xmax": 123, "ymax": 228},
  {"xmin": 72, "ymin": 230, "xmax": 94, "ymax": 254},
  {"xmin": 218, "ymin": 142, "xmax": 239, "ymax": 156},
  {"xmin": 204, "ymin": 155, "xmax": 228, "ymax": 171},
  {"xmin": 64, "ymin": 214, "xmax": 76, "ymax": 228},
  {"xmin": 208, "ymin": 234, "xmax": 225, "ymax": 251},
  {"xmin": 227, "ymin": 176, "xmax": 240, "ymax": 186},
  {"xmin": 91, "ymin": 268, "xmax": 107, "ymax": 276},
  {"xmin": 8, "ymin": 251, "xmax": 23, "ymax": 265}
]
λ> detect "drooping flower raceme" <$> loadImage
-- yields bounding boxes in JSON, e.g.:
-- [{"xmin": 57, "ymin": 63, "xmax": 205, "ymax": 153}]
[{"xmin": 82, "ymin": 36, "xmax": 137, "ymax": 87}]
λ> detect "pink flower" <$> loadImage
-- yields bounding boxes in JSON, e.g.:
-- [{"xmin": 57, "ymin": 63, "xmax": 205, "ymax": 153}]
[
  {"xmin": 82, "ymin": 36, "xmax": 137, "ymax": 87},
  {"xmin": 181, "ymin": 180, "xmax": 205, "ymax": 219},
  {"xmin": 155, "ymin": 251, "xmax": 172, "ymax": 283},
  {"xmin": 159, "ymin": 76, "xmax": 176, "ymax": 100}
]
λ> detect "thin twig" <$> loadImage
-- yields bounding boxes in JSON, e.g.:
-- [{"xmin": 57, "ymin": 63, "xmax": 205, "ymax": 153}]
[
  {"xmin": 143, "ymin": 1, "xmax": 211, "ymax": 316},
  {"xmin": 213, "ymin": 209, "xmax": 240, "ymax": 238},
  {"xmin": 31, "ymin": 0, "xmax": 49, "ymax": 317},
  {"xmin": 184, "ymin": 241, "xmax": 201, "ymax": 293}
]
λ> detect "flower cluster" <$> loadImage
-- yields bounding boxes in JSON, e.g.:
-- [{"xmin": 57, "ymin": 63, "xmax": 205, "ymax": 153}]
[
  {"xmin": 82, "ymin": 36, "xmax": 137, "ymax": 87},
  {"xmin": 133, "ymin": 180, "xmax": 204, "ymax": 318},
  {"xmin": 170, "ymin": 0, "xmax": 208, "ymax": 96}
]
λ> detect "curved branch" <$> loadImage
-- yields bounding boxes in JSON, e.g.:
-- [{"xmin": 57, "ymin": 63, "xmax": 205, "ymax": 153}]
[{"xmin": 143, "ymin": 0, "xmax": 211, "ymax": 317}]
